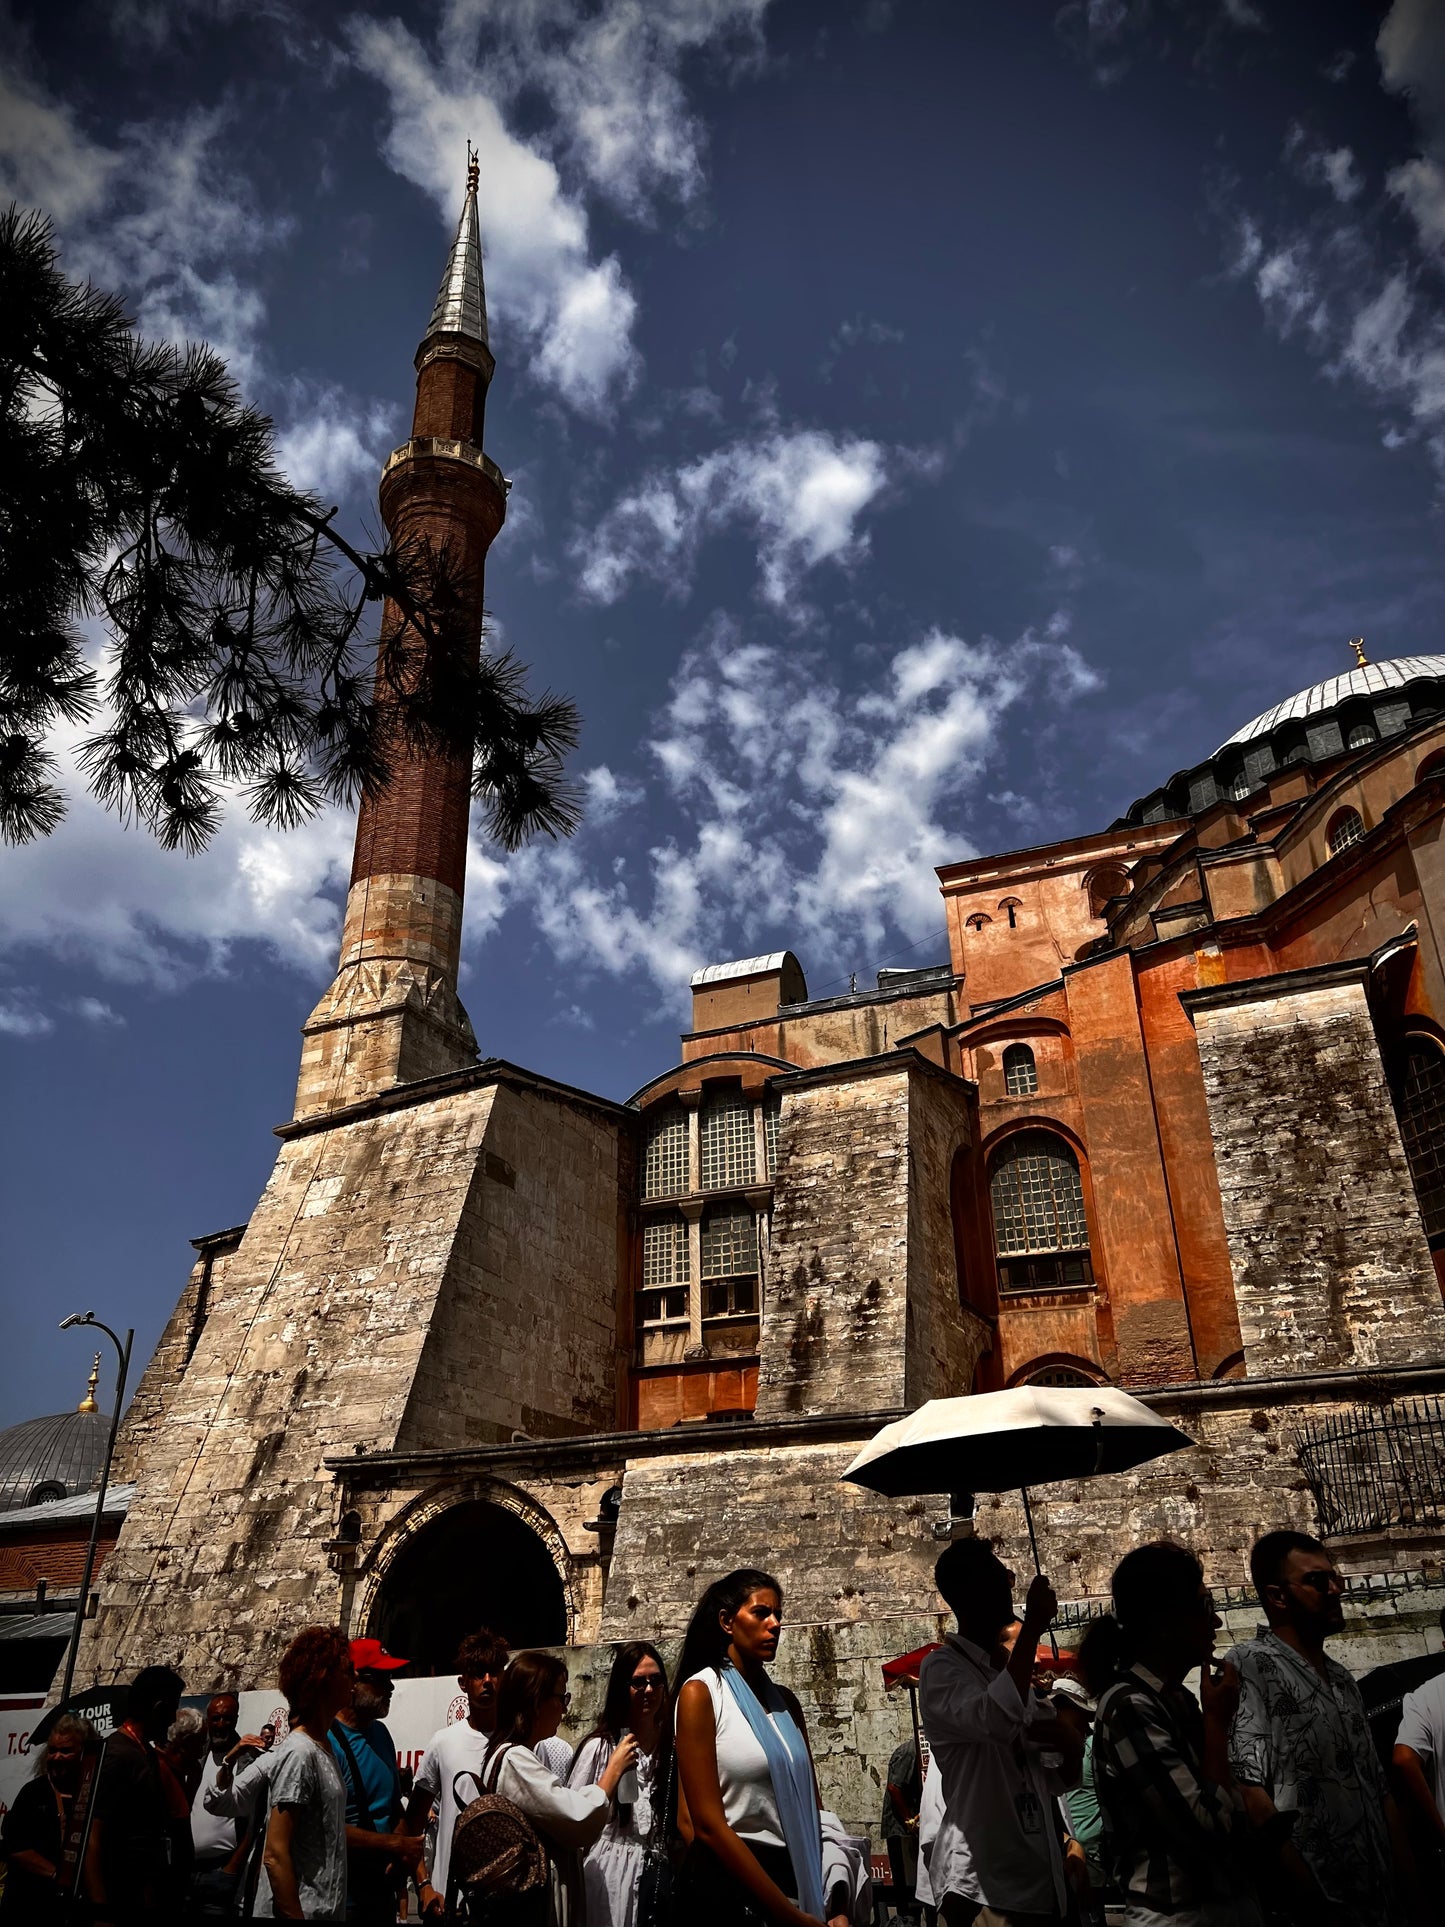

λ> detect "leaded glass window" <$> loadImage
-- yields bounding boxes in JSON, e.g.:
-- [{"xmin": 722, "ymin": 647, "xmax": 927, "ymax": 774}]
[
  {"xmin": 642, "ymin": 1215, "xmax": 689, "ymax": 1285},
  {"xmin": 1327, "ymin": 807, "xmax": 1365, "ymax": 857},
  {"xmin": 700, "ymin": 1092, "xmax": 755, "ymax": 1190},
  {"xmin": 700, "ymin": 1202, "xmax": 757, "ymax": 1279},
  {"xmin": 643, "ymin": 1105, "xmax": 689, "ymax": 1199},
  {"xmin": 763, "ymin": 1097, "xmax": 781, "ymax": 1178},
  {"xmin": 1002, "ymin": 1044, "xmax": 1038, "ymax": 1097},
  {"xmin": 1397, "ymin": 1041, "xmax": 1445, "ymax": 1241},
  {"xmin": 989, "ymin": 1132, "xmax": 1090, "ymax": 1257}
]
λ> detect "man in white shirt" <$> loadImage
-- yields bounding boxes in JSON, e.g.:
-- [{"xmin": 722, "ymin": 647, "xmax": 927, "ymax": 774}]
[
  {"xmin": 919, "ymin": 1538, "xmax": 1079, "ymax": 1926},
  {"xmin": 404, "ymin": 1627, "xmax": 573, "ymax": 1916},
  {"xmin": 190, "ymin": 1693, "xmax": 248, "ymax": 1917},
  {"xmin": 1392, "ymin": 1609, "xmax": 1445, "ymax": 1867}
]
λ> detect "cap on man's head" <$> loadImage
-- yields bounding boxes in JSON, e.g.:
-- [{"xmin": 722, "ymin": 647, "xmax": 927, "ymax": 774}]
[{"xmin": 350, "ymin": 1638, "xmax": 407, "ymax": 1674}]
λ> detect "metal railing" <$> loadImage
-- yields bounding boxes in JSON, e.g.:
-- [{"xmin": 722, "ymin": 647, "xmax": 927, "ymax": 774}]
[{"xmin": 1297, "ymin": 1395, "xmax": 1445, "ymax": 1536}]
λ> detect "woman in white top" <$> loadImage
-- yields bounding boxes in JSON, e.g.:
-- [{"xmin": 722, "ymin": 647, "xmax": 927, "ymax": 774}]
[
  {"xmin": 567, "ymin": 1642, "xmax": 670, "ymax": 1927},
  {"xmin": 674, "ymin": 1567, "xmax": 846, "ymax": 1927},
  {"xmin": 482, "ymin": 1651, "xmax": 637, "ymax": 1927}
]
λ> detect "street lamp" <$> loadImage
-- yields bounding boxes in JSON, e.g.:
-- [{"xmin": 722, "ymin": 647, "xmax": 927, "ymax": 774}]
[{"xmin": 57, "ymin": 1312, "xmax": 133, "ymax": 1708}]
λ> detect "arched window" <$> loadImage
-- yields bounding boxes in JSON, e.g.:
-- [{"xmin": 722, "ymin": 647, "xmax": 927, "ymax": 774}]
[
  {"xmin": 1395, "ymin": 1039, "xmax": 1445, "ymax": 1242},
  {"xmin": 1418, "ymin": 750, "xmax": 1445, "ymax": 785},
  {"xmin": 1327, "ymin": 806, "xmax": 1365, "ymax": 857},
  {"xmin": 642, "ymin": 1106, "xmax": 688, "ymax": 1199},
  {"xmin": 1227, "ymin": 769, "xmax": 1253, "ymax": 803},
  {"xmin": 1021, "ymin": 1363, "xmax": 1095, "ymax": 1388},
  {"xmin": 965, "ymin": 912, "xmax": 992, "ymax": 932},
  {"xmin": 1002, "ymin": 1043, "xmax": 1039, "ymax": 1097},
  {"xmin": 988, "ymin": 1131, "xmax": 1093, "ymax": 1294},
  {"xmin": 1347, "ymin": 721, "xmax": 1378, "ymax": 749},
  {"xmin": 699, "ymin": 1090, "xmax": 755, "ymax": 1190},
  {"xmin": 999, "ymin": 897, "xmax": 1022, "ymax": 929},
  {"xmin": 700, "ymin": 1202, "xmax": 759, "ymax": 1318}
]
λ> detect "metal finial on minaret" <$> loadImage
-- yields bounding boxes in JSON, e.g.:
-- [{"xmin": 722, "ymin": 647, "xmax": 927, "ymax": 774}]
[
  {"xmin": 78, "ymin": 1352, "xmax": 101, "ymax": 1414},
  {"xmin": 424, "ymin": 142, "xmax": 489, "ymax": 347},
  {"xmin": 1350, "ymin": 636, "xmax": 1369, "ymax": 668}
]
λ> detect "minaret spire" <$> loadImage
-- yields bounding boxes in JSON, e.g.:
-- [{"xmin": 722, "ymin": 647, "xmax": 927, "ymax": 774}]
[
  {"xmin": 294, "ymin": 147, "xmax": 507, "ymax": 1121},
  {"xmin": 425, "ymin": 143, "xmax": 489, "ymax": 348}
]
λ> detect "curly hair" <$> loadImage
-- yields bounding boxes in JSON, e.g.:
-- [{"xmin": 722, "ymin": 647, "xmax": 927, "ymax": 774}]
[
  {"xmin": 456, "ymin": 1626, "xmax": 510, "ymax": 1678},
  {"xmin": 31, "ymin": 1713, "xmax": 96, "ymax": 1780},
  {"xmin": 279, "ymin": 1625, "xmax": 352, "ymax": 1725}
]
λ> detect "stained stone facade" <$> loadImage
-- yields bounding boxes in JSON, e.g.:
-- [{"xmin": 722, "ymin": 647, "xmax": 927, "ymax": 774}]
[{"xmin": 58, "ymin": 171, "xmax": 1445, "ymax": 1836}]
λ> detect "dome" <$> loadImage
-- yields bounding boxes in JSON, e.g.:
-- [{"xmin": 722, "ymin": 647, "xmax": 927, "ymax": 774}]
[
  {"xmin": 0, "ymin": 1408, "xmax": 111, "ymax": 1513},
  {"xmin": 1219, "ymin": 655, "xmax": 1445, "ymax": 751}
]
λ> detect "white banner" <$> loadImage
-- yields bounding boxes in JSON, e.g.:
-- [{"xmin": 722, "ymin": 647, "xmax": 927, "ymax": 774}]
[
  {"xmin": 0, "ymin": 1695, "xmax": 48, "ymax": 1827},
  {"xmin": 235, "ymin": 1676, "xmax": 473, "ymax": 1779}
]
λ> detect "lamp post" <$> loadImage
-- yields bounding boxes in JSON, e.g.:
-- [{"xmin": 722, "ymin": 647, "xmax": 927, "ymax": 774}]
[{"xmin": 57, "ymin": 1312, "xmax": 132, "ymax": 1708}]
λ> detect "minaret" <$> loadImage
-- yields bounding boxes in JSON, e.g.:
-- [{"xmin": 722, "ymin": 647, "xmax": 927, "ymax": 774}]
[{"xmin": 295, "ymin": 150, "xmax": 506, "ymax": 1120}]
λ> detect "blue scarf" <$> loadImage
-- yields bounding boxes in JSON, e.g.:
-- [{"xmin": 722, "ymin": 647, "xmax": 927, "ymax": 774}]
[{"xmin": 720, "ymin": 1664, "xmax": 824, "ymax": 1920}]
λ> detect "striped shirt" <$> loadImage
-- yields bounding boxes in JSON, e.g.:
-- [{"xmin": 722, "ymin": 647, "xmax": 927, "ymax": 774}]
[{"xmin": 1093, "ymin": 1663, "xmax": 1249, "ymax": 1919}]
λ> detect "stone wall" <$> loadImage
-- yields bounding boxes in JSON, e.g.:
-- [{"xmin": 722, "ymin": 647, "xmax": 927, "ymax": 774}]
[
  {"xmin": 1187, "ymin": 966, "xmax": 1445, "ymax": 1376},
  {"xmin": 73, "ymin": 1068, "xmax": 627, "ymax": 1693},
  {"xmin": 400, "ymin": 1079, "xmax": 629, "ymax": 1448},
  {"xmin": 757, "ymin": 1056, "xmax": 984, "ymax": 1420}
]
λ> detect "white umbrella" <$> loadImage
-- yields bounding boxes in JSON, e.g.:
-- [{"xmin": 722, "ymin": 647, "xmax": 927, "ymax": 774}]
[{"xmin": 842, "ymin": 1384, "xmax": 1192, "ymax": 1576}]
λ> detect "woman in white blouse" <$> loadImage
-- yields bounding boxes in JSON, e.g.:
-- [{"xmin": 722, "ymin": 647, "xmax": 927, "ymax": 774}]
[
  {"xmin": 479, "ymin": 1651, "xmax": 637, "ymax": 1927},
  {"xmin": 567, "ymin": 1642, "xmax": 670, "ymax": 1927},
  {"xmin": 673, "ymin": 1568, "xmax": 845, "ymax": 1927}
]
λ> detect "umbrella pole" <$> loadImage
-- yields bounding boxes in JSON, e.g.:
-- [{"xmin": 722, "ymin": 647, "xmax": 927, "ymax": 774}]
[
  {"xmin": 908, "ymin": 1680, "xmax": 924, "ymax": 1771},
  {"xmin": 1020, "ymin": 1486, "xmax": 1060, "ymax": 1661}
]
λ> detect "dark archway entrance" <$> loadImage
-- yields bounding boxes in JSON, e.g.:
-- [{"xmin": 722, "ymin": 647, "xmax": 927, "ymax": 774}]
[{"xmin": 370, "ymin": 1500, "xmax": 568, "ymax": 1675}]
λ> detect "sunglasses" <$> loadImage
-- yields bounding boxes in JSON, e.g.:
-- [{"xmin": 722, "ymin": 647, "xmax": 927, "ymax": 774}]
[
  {"xmin": 630, "ymin": 1676, "xmax": 663, "ymax": 1692},
  {"xmin": 550, "ymin": 1690, "xmax": 572, "ymax": 1707},
  {"xmin": 1295, "ymin": 1570, "xmax": 1345, "ymax": 1596}
]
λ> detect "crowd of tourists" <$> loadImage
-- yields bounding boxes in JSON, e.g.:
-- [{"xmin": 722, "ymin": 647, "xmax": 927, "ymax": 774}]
[{"xmin": 2, "ymin": 1527, "xmax": 1443, "ymax": 1925}]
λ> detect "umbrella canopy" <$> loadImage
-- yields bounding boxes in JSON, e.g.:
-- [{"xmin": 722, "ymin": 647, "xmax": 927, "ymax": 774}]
[{"xmin": 843, "ymin": 1384, "xmax": 1192, "ymax": 1498}]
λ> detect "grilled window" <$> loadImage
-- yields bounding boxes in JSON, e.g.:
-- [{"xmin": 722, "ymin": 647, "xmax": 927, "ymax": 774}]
[
  {"xmin": 1024, "ymin": 1364, "xmax": 1095, "ymax": 1387},
  {"xmin": 989, "ymin": 1133, "xmax": 1092, "ymax": 1292},
  {"xmin": 642, "ymin": 1215, "xmax": 689, "ymax": 1285},
  {"xmin": 700, "ymin": 1092, "xmax": 755, "ymax": 1190},
  {"xmin": 1002, "ymin": 1044, "xmax": 1038, "ymax": 1097},
  {"xmin": 1327, "ymin": 807, "xmax": 1365, "ymax": 857},
  {"xmin": 1397, "ymin": 1041, "xmax": 1445, "ymax": 1242},
  {"xmin": 700, "ymin": 1202, "xmax": 757, "ymax": 1279},
  {"xmin": 642, "ymin": 1106, "xmax": 689, "ymax": 1199},
  {"xmin": 763, "ymin": 1097, "xmax": 781, "ymax": 1178}
]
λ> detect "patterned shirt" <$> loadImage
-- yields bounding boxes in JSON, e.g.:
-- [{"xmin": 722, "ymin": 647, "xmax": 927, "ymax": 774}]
[
  {"xmin": 1093, "ymin": 1662, "xmax": 1251, "ymax": 1919},
  {"xmin": 1227, "ymin": 1632, "xmax": 1395, "ymax": 1924}
]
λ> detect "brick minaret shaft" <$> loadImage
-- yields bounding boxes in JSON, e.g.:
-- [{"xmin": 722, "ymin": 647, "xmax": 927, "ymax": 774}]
[{"xmin": 296, "ymin": 157, "xmax": 506, "ymax": 1120}]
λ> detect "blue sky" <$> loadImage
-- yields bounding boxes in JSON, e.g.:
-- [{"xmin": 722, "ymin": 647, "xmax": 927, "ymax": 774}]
[{"xmin": 3, "ymin": 0, "xmax": 1444, "ymax": 1424}]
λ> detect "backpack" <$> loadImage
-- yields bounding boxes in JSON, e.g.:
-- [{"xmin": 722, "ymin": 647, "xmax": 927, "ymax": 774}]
[{"xmin": 445, "ymin": 1745, "xmax": 550, "ymax": 1924}]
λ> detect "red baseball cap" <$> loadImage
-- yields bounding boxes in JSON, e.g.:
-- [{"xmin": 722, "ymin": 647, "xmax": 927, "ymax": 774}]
[{"xmin": 350, "ymin": 1638, "xmax": 407, "ymax": 1674}]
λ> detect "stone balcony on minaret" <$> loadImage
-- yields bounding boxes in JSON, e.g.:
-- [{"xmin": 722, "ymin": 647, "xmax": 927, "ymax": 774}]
[{"xmin": 296, "ymin": 157, "xmax": 507, "ymax": 1121}]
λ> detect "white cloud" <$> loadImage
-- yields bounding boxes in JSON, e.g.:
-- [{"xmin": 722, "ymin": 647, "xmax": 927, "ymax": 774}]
[
  {"xmin": 578, "ymin": 427, "xmax": 892, "ymax": 611},
  {"xmin": 0, "ymin": 62, "xmax": 115, "ymax": 222},
  {"xmin": 0, "ymin": 998, "xmax": 55, "ymax": 1039},
  {"xmin": 74, "ymin": 998, "xmax": 124, "ymax": 1026},
  {"xmin": 347, "ymin": 20, "xmax": 638, "ymax": 415},
  {"xmin": 348, "ymin": 0, "xmax": 772, "ymax": 413},
  {"xmin": 0, "ymin": 724, "xmax": 352, "ymax": 990},
  {"xmin": 507, "ymin": 615, "xmax": 1100, "ymax": 1004},
  {"xmin": 274, "ymin": 386, "xmax": 400, "ymax": 503},
  {"xmin": 1225, "ymin": 0, "xmax": 1445, "ymax": 470}
]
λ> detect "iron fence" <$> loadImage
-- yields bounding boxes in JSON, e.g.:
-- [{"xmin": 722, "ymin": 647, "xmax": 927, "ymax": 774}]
[{"xmin": 1297, "ymin": 1395, "xmax": 1445, "ymax": 1536}]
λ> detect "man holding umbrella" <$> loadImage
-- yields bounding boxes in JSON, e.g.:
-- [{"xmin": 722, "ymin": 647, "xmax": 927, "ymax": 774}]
[{"xmin": 919, "ymin": 1538, "xmax": 1083, "ymax": 1926}]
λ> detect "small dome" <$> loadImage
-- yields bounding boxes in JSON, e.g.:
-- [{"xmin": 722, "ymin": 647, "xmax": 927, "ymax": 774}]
[
  {"xmin": 1219, "ymin": 655, "xmax": 1445, "ymax": 750},
  {"xmin": 0, "ymin": 1409, "xmax": 111, "ymax": 1513}
]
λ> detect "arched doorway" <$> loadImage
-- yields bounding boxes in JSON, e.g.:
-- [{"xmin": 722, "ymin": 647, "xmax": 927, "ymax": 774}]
[{"xmin": 369, "ymin": 1500, "xmax": 569, "ymax": 1674}]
